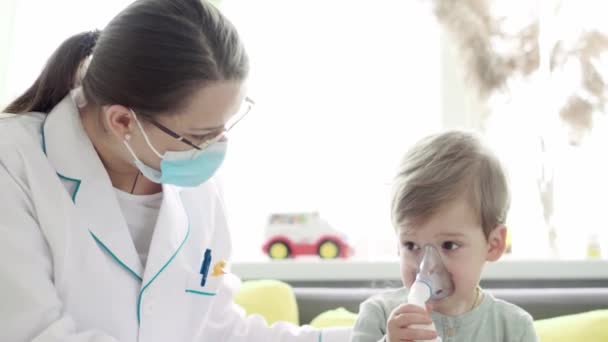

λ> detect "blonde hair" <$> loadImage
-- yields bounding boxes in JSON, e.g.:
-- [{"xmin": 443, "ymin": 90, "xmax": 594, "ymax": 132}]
[{"xmin": 391, "ymin": 131, "xmax": 510, "ymax": 238}]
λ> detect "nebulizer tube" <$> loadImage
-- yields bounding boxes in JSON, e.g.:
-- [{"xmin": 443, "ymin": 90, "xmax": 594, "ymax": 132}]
[{"xmin": 407, "ymin": 245, "xmax": 455, "ymax": 342}]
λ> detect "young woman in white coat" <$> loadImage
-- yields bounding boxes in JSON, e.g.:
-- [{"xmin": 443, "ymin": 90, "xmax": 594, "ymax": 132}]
[{"xmin": 0, "ymin": 0, "xmax": 350, "ymax": 341}]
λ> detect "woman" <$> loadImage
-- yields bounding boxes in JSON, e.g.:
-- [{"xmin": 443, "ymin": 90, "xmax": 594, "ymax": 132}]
[{"xmin": 0, "ymin": 0, "xmax": 349, "ymax": 341}]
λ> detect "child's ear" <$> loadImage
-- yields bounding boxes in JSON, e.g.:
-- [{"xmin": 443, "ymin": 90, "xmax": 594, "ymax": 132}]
[{"xmin": 486, "ymin": 225, "xmax": 507, "ymax": 262}]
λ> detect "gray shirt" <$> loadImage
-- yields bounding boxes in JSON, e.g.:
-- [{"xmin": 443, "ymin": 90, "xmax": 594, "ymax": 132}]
[{"xmin": 351, "ymin": 288, "xmax": 538, "ymax": 342}]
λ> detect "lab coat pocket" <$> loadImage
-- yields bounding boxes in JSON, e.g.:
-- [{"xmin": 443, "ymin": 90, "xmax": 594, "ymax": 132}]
[
  {"xmin": 182, "ymin": 271, "xmax": 222, "ymax": 333},
  {"xmin": 185, "ymin": 271, "xmax": 221, "ymax": 297}
]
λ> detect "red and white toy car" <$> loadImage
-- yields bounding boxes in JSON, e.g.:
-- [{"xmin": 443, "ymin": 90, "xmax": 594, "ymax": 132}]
[{"xmin": 262, "ymin": 212, "xmax": 353, "ymax": 259}]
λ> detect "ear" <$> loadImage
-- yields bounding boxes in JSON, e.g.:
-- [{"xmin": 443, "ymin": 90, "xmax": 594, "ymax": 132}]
[
  {"xmin": 486, "ymin": 224, "xmax": 507, "ymax": 262},
  {"xmin": 103, "ymin": 105, "xmax": 136, "ymax": 140}
]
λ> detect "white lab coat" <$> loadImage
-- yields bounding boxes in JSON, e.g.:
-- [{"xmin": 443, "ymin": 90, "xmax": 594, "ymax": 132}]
[{"xmin": 0, "ymin": 95, "xmax": 351, "ymax": 342}]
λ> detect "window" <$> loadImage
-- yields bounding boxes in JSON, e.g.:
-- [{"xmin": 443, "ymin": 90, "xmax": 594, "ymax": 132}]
[
  {"xmin": 218, "ymin": 0, "xmax": 442, "ymax": 262},
  {"xmin": 218, "ymin": 0, "xmax": 608, "ymax": 266}
]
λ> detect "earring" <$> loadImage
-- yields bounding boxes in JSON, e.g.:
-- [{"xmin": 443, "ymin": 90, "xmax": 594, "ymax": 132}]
[{"xmin": 125, "ymin": 134, "xmax": 132, "ymax": 141}]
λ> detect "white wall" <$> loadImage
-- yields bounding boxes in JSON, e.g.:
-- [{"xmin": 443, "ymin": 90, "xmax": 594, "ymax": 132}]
[{"xmin": 0, "ymin": 0, "xmax": 17, "ymax": 109}]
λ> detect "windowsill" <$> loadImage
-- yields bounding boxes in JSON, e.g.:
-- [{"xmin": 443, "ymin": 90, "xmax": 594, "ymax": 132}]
[{"xmin": 231, "ymin": 259, "xmax": 608, "ymax": 282}]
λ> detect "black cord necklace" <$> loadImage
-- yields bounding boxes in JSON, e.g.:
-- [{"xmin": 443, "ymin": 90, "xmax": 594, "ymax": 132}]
[{"xmin": 130, "ymin": 172, "xmax": 140, "ymax": 194}]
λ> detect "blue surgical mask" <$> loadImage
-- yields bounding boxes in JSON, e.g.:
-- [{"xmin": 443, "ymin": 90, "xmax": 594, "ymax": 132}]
[{"xmin": 123, "ymin": 112, "xmax": 227, "ymax": 187}]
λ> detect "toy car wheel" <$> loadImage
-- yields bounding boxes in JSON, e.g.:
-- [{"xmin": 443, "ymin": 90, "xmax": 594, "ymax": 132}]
[
  {"xmin": 318, "ymin": 240, "xmax": 340, "ymax": 259},
  {"xmin": 268, "ymin": 241, "xmax": 291, "ymax": 259}
]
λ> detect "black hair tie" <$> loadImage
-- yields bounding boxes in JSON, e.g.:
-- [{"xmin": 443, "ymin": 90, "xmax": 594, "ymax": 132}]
[{"xmin": 82, "ymin": 29, "xmax": 101, "ymax": 56}]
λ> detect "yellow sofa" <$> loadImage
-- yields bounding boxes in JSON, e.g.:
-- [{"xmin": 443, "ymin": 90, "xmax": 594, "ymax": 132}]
[{"xmin": 235, "ymin": 280, "xmax": 608, "ymax": 342}]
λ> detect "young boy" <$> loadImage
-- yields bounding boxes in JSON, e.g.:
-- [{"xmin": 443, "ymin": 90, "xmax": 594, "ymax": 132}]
[{"xmin": 351, "ymin": 131, "xmax": 538, "ymax": 342}]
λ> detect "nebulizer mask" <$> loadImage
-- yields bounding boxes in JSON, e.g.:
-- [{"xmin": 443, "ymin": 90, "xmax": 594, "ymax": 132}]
[{"xmin": 407, "ymin": 244, "xmax": 455, "ymax": 342}]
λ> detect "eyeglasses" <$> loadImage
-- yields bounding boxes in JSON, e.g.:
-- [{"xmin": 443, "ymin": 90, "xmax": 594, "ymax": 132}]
[{"xmin": 142, "ymin": 97, "xmax": 255, "ymax": 152}]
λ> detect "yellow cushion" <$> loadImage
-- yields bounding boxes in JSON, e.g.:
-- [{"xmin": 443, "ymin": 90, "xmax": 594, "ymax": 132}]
[
  {"xmin": 310, "ymin": 307, "xmax": 358, "ymax": 328},
  {"xmin": 534, "ymin": 310, "xmax": 608, "ymax": 342},
  {"xmin": 234, "ymin": 280, "xmax": 299, "ymax": 325}
]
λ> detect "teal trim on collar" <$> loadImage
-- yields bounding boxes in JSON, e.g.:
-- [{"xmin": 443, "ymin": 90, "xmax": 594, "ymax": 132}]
[
  {"xmin": 90, "ymin": 231, "xmax": 143, "ymax": 282},
  {"xmin": 137, "ymin": 222, "xmax": 191, "ymax": 324},
  {"xmin": 41, "ymin": 118, "xmax": 82, "ymax": 203},
  {"xmin": 41, "ymin": 122, "xmax": 47, "ymax": 155},
  {"xmin": 185, "ymin": 289, "xmax": 217, "ymax": 296},
  {"xmin": 57, "ymin": 173, "xmax": 81, "ymax": 203}
]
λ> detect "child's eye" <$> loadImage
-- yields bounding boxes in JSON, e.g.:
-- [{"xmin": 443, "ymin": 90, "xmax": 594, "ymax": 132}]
[
  {"xmin": 442, "ymin": 241, "xmax": 460, "ymax": 251},
  {"xmin": 403, "ymin": 241, "xmax": 420, "ymax": 251}
]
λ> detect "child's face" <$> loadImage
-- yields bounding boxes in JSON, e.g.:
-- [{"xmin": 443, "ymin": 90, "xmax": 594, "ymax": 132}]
[{"xmin": 397, "ymin": 195, "xmax": 506, "ymax": 315}]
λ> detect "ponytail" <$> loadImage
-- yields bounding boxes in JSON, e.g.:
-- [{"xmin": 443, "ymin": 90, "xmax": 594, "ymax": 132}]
[{"xmin": 4, "ymin": 30, "xmax": 100, "ymax": 114}]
